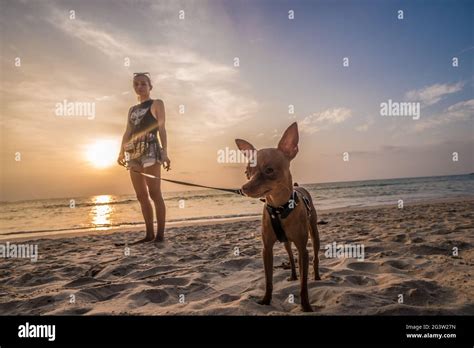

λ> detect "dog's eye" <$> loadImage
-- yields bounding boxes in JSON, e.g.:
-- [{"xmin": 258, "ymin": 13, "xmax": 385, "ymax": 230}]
[{"xmin": 264, "ymin": 167, "xmax": 274, "ymax": 175}]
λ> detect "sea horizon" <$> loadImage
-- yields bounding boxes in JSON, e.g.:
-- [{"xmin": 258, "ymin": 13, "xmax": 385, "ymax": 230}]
[{"xmin": 1, "ymin": 172, "xmax": 472, "ymax": 204}]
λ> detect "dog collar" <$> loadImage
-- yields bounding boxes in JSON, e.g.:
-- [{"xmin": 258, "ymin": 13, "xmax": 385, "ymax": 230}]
[
  {"xmin": 265, "ymin": 190, "xmax": 299, "ymax": 242},
  {"xmin": 265, "ymin": 190, "xmax": 299, "ymax": 218}
]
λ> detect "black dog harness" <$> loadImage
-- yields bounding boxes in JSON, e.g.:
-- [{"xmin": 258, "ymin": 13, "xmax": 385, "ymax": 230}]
[{"xmin": 265, "ymin": 186, "xmax": 312, "ymax": 243}]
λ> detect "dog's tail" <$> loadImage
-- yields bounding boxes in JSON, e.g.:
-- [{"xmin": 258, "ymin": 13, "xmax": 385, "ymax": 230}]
[{"xmin": 293, "ymin": 182, "xmax": 299, "ymax": 187}]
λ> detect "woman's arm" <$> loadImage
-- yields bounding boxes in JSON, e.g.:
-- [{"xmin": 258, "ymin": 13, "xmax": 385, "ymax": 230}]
[
  {"xmin": 155, "ymin": 100, "xmax": 167, "ymax": 153},
  {"xmin": 153, "ymin": 100, "xmax": 171, "ymax": 170},
  {"xmin": 117, "ymin": 109, "xmax": 132, "ymax": 165},
  {"xmin": 122, "ymin": 107, "xmax": 135, "ymax": 147},
  {"xmin": 121, "ymin": 124, "xmax": 132, "ymax": 150}
]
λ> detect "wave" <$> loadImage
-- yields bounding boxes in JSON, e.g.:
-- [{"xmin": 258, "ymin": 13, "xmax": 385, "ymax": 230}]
[
  {"xmin": 0, "ymin": 213, "xmax": 262, "ymax": 236},
  {"xmin": 5, "ymin": 192, "xmax": 240, "ymax": 211}
]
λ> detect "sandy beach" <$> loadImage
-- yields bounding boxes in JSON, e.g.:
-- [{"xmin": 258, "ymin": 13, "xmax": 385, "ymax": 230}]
[{"xmin": 0, "ymin": 197, "xmax": 472, "ymax": 315}]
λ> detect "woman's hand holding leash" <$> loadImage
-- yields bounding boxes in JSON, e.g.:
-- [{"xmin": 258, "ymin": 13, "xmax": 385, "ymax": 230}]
[
  {"xmin": 117, "ymin": 150, "xmax": 127, "ymax": 167},
  {"xmin": 161, "ymin": 149, "xmax": 171, "ymax": 171}
]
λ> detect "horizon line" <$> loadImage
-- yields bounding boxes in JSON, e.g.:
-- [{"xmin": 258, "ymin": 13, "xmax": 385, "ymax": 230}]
[{"xmin": 1, "ymin": 172, "xmax": 472, "ymax": 204}]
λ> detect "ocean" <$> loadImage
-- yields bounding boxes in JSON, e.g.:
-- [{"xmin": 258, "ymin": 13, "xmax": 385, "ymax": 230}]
[{"xmin": 1, "ymin": 174, "xmax": 472, "ymax": 239}]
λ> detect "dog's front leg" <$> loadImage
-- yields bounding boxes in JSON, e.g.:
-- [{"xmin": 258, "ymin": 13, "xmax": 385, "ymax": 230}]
[{"xmin": 258, "ymin": 245, "xmax": 274, "ymax": 305}]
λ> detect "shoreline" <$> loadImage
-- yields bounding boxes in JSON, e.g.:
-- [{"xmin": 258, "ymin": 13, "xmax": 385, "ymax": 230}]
[{"xmin": 2, "ymin": 195, "xmax": 473, "ymax": 243}]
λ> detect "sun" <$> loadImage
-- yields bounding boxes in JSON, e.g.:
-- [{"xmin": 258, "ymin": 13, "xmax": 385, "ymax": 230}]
[{"xmin": 85, "ymin": 139, "xmax": 120, "ymax": 168}]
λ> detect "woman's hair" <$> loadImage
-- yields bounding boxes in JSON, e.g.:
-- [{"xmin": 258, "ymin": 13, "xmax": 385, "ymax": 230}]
[{"xmin": 133, "ymin": 72, "xmax": 153, "ymax": 89}]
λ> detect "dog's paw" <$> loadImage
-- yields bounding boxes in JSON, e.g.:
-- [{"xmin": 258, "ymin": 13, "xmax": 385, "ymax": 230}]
[
  {"xmin": 314, "ymin": 275, "xmax": 321, "ymax": 281},
  {"xmin": 257, "ymin": 297, "xmax": 271, "ymax": 306},
  {"xmin": 302, "ymin": 305, "xmax": 313, "ymax": 312},
  {"xmin": 287, "ymin": 274, "xmax": 298, "ymax": 281}
]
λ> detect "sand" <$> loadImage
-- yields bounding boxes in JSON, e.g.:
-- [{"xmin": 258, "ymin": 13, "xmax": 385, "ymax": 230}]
[{"xmin": 0, "ymin": 198, "xmax": 472, "ymax": 315}]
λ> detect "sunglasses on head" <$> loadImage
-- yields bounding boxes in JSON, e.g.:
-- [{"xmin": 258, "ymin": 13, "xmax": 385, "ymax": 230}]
[{"xmin": 133, "ymin": 72, "xmax": 150, "ymax": 76}]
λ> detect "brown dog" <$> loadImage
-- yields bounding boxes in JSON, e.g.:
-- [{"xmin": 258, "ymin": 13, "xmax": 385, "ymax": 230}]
[{"xmin": 235, "ymin": 122, "xmax": 320, "ymax": 312}]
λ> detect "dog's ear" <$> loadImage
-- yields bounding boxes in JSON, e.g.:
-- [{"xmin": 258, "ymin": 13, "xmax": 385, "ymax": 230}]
[
  {"xmin": 277, "ymin": 122, "xmax": 299, "ymax": 160},
  {"xmin": 235, "ymin": 139, "xmax": 256, "ymax": 158}
]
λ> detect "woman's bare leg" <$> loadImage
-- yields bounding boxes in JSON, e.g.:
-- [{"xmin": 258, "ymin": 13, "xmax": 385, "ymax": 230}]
[
  {"xmin": 129, "ymin": 166, "xmax": 155, "ymax": 243},
  {"xmin": 144, "ymin": 162, "xmax": 166, "ymax": 242}
]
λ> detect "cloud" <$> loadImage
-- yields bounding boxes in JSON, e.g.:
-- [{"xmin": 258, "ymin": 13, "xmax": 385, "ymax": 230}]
[
  {"xmin": 457, "ymin": 46, "xmax": 474, "ymax": 55},
  {"xmin": 446, "ymin": 99, "xmax": 474, "ymax": 118},
  {"xmin": 355, "ymin": 118, "xmax": 374, "ymax": 132},
  {"xmin": 405, "ymin": 82, "xmax": 464, "ymax": 106},
  {"xmin": 28, "ymin": 3, "xmax": 259, "ymax": 142},
  {"xmin": 414, "ymin": 99, "xmax": 474, "ymax": 131},
  {"xmin": 47, "ymin": 16, "xmax": 130, "ymax": 59},
  {"xmin": 300, "ymin": 107, "xmax": 352, "ymax": 134},
  {"xmin": 326, "ymin": 139, "xmax": 474, "ymax": 158}
]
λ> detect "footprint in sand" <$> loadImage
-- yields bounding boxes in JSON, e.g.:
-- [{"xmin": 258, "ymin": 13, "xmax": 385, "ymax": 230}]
[
  {"xmin": 217, "ymin": 293, "xmax": 240, "ymax": 303},
  {"xmin": 146, "ymin": 277, "xmax": 189, "ymax": 287},
  {"xmin": 409, "ymin": 236, "xmax": 424, "ymax": 243},
  {"xmin": 346, "ymin": 261, "xmax": 379, "ymax": 273},
  {"xmin": 53, "ymin": 307, "xmax": 92, "ymax": 315},
  {"xmin": 390, "ymin": 233, "xmax": 407, "ymax": 243},
  {"xmin": 408, "ymin": 244, "xmax": 447, "ymax": 256},
  {"xmin": 379, "ymin": 279, "xmax": 455, "ymax": 306},
  {"xmin": 128, "ymin": 288, "xmax": 169, "ymax": 305},
  {"xmin": 343, "ymin": 275, "xmax": 377, "ymax": 286},
  {"xmin": 64, "ymin": 276, "xmax": 106, "ymax": 288},
  {"xmin": 11, "ymin": 271, "xmax": 60, "ymax": 287},
  {"xmin": 219, "ymin": 258, "xmax": 253, "ymax": 270},
  {"xmin": 78, "ymin": 283, "xmax": 132, "ymax": 302},
  {"xmin": 0, "ymin": 295, "xmax": 59, "ymax": 315},
  {"xmin": 385, "ymin": 259, "xmax": 411, "ymax": 269}
]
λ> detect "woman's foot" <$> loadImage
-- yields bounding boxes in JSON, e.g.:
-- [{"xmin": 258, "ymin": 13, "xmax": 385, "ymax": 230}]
[
  {"xmin": 154, "ymin": 233, "xmax": 164, "ymax": 243},
  {"xmin": 129, "ymin": 238, "xmax": 153, "ymax": 245},
  {"xmin": 130, "ymin": 234, "xmax": 155, "ymax": 245},
  {"xmin": 114, "ymin": 236, "xmax": 153, "ymax": 247}
]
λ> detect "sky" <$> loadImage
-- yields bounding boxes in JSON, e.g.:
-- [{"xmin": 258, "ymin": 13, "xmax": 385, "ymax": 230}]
[{"xmin": 0, "ymin": 0, "xmax": 473, "ymax": 201}]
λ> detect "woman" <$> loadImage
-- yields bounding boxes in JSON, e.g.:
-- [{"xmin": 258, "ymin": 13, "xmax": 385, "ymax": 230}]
[{"xmin": 117, "ymin": 72, "xmax": 171, "ymax": 244}]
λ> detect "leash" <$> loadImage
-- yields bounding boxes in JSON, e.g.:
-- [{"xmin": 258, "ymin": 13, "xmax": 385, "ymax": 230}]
[
  {"xmin": 121, "ymin": 164, "xmax": 327, "ymax": 236},
  {"xmin": 122, "ymin": 164, "xmax": 245, "ymax": 196}
]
